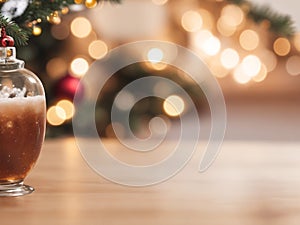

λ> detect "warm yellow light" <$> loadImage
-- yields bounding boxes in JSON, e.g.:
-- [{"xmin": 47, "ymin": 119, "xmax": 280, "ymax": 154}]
[
  {"xmin": 253, "ymin": 64, "xmax": 268, "ymax": 82},
  {"xmin": 217, "ymin": 16, "xmax": 237, "ymax": 37},
  {"xmin": 61, "ymin": 7, "xmax": 69, "ymax": 15},
  {"xmin": 152, "ymin": 0, "xmax": 168, "ymax": 5},
  {"xmin": 46, "ymin": 57, "xmax": 68, "ymax": 79},
  {"xmin": 88, "ymin": 40, "xmax": 108, "ymax": 60},
  {"xmin": 241, "ymin": 55, "xmax": 261, "ymax": 77},
  {"xmin": 239, "ymin": 29, "xmax": 259, "ymax": 51},
  {"xmin": 273, "ymin": 37, "xmax": 291, "ymax": 56},
  {"xmin": 147, "ymin": 48, "xmax": 164, "ymax": 63},
  {"xmin": 286, "ymin": 55, "xmax": 300, "ymax": 76},
  {"xmin": 163, "ymin": 95, "xmax": 185, "ymax": 117},
  {"xmin": 202, "ymin": 36, "xmax": 221, "ymax": 56},
  {"xmin": 32, "ymin": 25, "xmax": 42, "ymax": 36},
  {"xmin": 233, "ymin": 65, "xmax": 251, "ymax": 84},
  {"xmin": 70, "ymin": 17, "xmax": 92, "ymax": 38},
  {"xmin": 74, "ymin": 0, "xmax": 83, "ymax": 3},
  {"xmin": 47, "ymin": 106, "xmax": 66, "ymax": 126},
  {"xmin": 57, "ymin": 99, "xmax": 75, "ymax": 120},
  {"xmin": 221, "ymin": 4, "xmax": 244, "ymax": 27},
  {"xmin": 220, "ymin": 48, "xmax": 240, "ymax": 69},
  {"xmin": 70, "ymin": 57, "xmax": 89, "ymax": 77},
  {"xmin": 181, "ymin": 10, "xmax": 203, "ymax": 32},
  {"xmin": 85, "ymin": 0, "xmax": 97, "ymax": 8}
]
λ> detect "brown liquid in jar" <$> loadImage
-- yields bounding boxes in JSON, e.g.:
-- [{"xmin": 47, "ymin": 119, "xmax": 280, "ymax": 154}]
[{"xmin": 0, "ymin": 96, "xmax": 45, "ymax": 183}]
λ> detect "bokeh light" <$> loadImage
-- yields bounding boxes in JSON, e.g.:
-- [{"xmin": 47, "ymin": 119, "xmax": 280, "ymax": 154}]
[
  {"xmin": 163, "ymin": 95, "xmax": 185, "ymax": 117},
  {"xmin": 32, "ymin": 25, "xmax": 42, "ymax": 36},
  {"xmin": 220, "ymin": 48, "xmax": 240, "ymax": 69},
  {"xmin": 181, "ymin": 10, "xmax": 203, "ymax": 32},
  {"xmin": 57, "ymin": 99, "xmax": 75, "ymax": 120},
  {"xmin": 147, "ymin": 48, "xmax": 164, "ymax": 63},
  {"xmin": 70, "ymin": 57, "xmax": 89, "ymax": 77},
  {"xmin": 233, "ymin": 65, "xmax": 251, "ymax": 84},
  {"xmin": 217, "ymin": 16, "xmax": 236, "ymax": 37},
  {"xmin": 273, "ymin": 37, "xmax": 291, "ymax": 56},
  {"xmin": 70, "ymin": 17, "xmax": 92, "ymax": 38},
  {"xmin": 47, "ymin": 106, "xmax": 66, "ymax": 126},
  {"xmin": 201, "ymin": 35, "xmax": 221, "ymax": 56},
  {"xmin": 239, "ymin": 29, "xmax": 259, "ymax": 51},
  {"xmin": 88, "ymin": 40, "xmax": 108, "ymax": 59},
  {"xmin": 260, "ymin": 50, "xmax": 278, "ymax": 72},
  {"xmin": 252, "ymin": 64, "xmax": 268, "ymax": 82},
  {"xmin": 221, "ymin": 4, "xmax": 244, "ymax": 27},
  {"xmin": 286, "ymin": 55, "xmax": 300, "ymax": 76},
  {"xmin": 241, "ymin": 55, "xmax": 261, "ymax": 77}
]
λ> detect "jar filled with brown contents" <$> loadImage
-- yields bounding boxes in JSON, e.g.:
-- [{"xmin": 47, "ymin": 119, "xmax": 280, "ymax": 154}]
[{"xmin": 0, "ymin": 45, "xmax": 46, "ymax": 196}]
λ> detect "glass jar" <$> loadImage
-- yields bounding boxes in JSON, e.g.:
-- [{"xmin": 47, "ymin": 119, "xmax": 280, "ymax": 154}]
[{"xmin": 0, "ymin": 47, "xmax": 46, "ymax": 196}]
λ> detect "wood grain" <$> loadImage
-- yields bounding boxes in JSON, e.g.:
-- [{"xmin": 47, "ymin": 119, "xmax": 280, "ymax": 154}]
[{"xmin": 1, "ymin": 138, "xmax": 300, "ymax": 225}]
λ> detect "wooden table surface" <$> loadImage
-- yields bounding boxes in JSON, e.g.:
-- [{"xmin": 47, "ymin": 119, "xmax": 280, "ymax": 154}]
[{"xmin": 1, "ymin": 138, "xmax": 300, "ymax": 225}]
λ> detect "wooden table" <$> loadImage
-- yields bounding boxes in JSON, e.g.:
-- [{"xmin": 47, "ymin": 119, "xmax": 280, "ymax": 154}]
[{"xmin": 1, "ymin": 138, "xmax": 300, "ymax": 225}]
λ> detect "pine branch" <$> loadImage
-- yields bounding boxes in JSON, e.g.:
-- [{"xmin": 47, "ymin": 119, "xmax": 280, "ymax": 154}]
[
  {"xmin": 248, "ymin": 4, "xmax": 296, "ymax": 37},
  {"xmin": 0, "ymin": 15, "xmax": 28, "ymax": 46},
  {"xmin": 226, "ymin": 0, "xmax": 296, "ymax": 37},
  {"xmin": 0, "ymin": 0, "xmax": 121, "ymax": 46}
]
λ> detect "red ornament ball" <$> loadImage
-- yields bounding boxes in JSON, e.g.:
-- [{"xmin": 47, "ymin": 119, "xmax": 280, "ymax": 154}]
[
  {"xmin": 1, "ymin": 35, "xmax": 14, "ymax": 47},
  {"xmin": 54, "ymin": 74, "xmax": 84, "ymax": 101}
]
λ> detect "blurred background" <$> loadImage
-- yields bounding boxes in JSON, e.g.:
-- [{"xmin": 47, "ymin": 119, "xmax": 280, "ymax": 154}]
[{"xmin": 18, "ymin": 0, "xmax": 300, "ymax": 141}]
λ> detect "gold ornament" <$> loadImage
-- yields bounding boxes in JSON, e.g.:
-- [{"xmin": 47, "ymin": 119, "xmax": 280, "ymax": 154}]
[
  {"xmin": 85, "ymin": 0, "xmax": 97, "ymax": 8},
  {"xmin": 32, "ymin": 25, "xmax": 42, "ymax": 36},
  {"xmin": 47, "ymin": 11, "xmax": 61, "ymax": 25}
]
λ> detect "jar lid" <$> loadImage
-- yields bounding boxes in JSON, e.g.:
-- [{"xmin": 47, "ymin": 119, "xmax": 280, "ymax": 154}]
[{"xmin": 0, "ymin": 47, "xmax": 24, "ymax": 70}]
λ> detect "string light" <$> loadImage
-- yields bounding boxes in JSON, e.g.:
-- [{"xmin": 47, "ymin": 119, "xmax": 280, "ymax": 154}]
[{"xmin": 32, "ymin": 25, "xmax": 42, "ymax": 36}]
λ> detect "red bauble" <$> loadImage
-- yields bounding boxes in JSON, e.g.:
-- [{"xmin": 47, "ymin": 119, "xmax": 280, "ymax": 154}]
[
  {"xmin": 1, "ymin": 36, "xmax": 14, "ymax": 47},
  {"xmin": 54, "ymin": 74, "xmax": 84, "ymax": 101}
]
